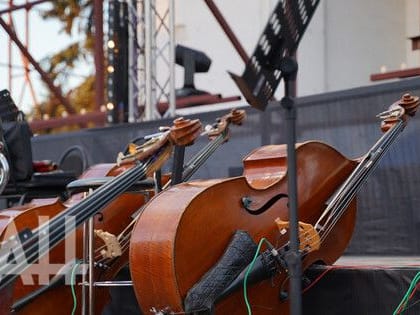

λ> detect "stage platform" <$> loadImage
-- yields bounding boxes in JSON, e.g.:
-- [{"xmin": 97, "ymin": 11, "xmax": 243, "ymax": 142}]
[
  {"xmin": 104, "ymin": 256, "xmax": 420, "ymax": 315},
  {"xmin": 303, "ymin": 256, "xmax": 420, "ymax": 315}
]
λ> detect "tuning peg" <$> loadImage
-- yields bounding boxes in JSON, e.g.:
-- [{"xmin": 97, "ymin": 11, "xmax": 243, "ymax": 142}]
[
  {"xmin": 376, "ymin": 107, "xmax": 404, "ymax": 120},
  {"xmin": 399, "ymin": 93, "xmax": 419, "ymax": 117}
]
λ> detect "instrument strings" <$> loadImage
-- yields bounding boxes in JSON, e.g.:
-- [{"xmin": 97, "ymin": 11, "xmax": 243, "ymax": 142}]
[
  {"xmin": 162, "ymin": 130, "xmax": 227, "ymax": 190},
  {"xmin": 0, "ymin": 155, "xmax": 155, "ymax": 288},
  {"xmin": 91, "ymin": 113, "xmax": 406, "ymax": 284},
  {"xmin": 94, "ymin": 131, "xmax": 229, "ymax": 266},
  {"xmin": 270, "ymin": 118, "xmax": 405, "ymax": 259},
  {"xmin": 182, "ymin": 131, "xmax": 227, "ymax": 181},
  {"xmin": 280, "ymin": 119, "xmax": 405, "ymax": 255},
  {"xmin": 316, "ymin": 119, "xmax": 404, "ymax": 246}
]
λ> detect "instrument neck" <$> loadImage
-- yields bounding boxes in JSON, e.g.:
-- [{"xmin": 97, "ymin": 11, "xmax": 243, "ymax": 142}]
[
  {"xmin": 315, "ymin": 119, "xmax": 405, "ymax": 237},
  {"xmin": 0, "ymin": 156, "xmax": 151, "ymax": 290},
  {"xmin": 182, "ymin": 131, "xmax": 227, "ymax": 182}
]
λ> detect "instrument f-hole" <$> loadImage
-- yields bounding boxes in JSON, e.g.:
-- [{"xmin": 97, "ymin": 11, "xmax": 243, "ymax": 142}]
[{"xmin": 241, "ymin": 193, "xmax": 288, "ymax": 215}]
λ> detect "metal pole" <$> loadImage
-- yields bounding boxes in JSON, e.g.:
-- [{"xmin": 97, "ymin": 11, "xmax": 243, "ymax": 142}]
[
  {"xmin": 203, "ymin": 0, "xmax": 249, "ymax": 63},
  {"xmin": 150, "ymin": 0, "xmax": 157, "ymax": 119},
  {"xmin": 94, "ymin": 0, "xmax": 104, "ymax": 111},
  {"xmin": 88, "ymin": 217, "xmax": 95, "ymax": 315},
  {"xmin": 170, "ymin": 146, "xmax": 185, "ymax": 185},
  {"xmin": 24, "ymin": 0, "xmax": 38, "ymax": 105},
  {"xmin": 283, "ymin": 97, "xmax": 302, "ymax": 315},
  {"xmin": 168, "ymin": 0, "xmax": 176, "ymax": 117},
  {"xmin": 7, "ymin": 0, "xmax": 13, "ymax": 92},
  {"xmin": 127, "ymin": 0, "xmax": 138, "ymax": 123},
  {"xmin": 144, "ymin": 0, "xmax": 153, "ymax": 120},
  {"xmin": 280, "ymin": 57, "xmax": 301, "ymax": 315},
  {"xmin": 82, "ymin": 220, "xmax": 88, "ymax": 315}
]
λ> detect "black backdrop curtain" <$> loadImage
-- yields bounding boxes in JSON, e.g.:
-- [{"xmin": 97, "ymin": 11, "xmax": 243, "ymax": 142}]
[{"xmin": 31, "ymin": 77, "xmax": 420, "ymax": 256}]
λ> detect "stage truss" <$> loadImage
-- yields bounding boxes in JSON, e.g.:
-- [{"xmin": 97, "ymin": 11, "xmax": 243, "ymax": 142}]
[{"xmin": 125, "ymin": 0, "xmax": 175, "ymax": 122}]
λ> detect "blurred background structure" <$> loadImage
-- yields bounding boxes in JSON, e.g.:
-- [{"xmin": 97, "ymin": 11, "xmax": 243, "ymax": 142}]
[
  {"xmin": 1, "ymin": 2, "xmax": 420, "ymax": 313},
  {"xmin": 0, "ymin": 0, "xmax": 419, "ymax": 133}
]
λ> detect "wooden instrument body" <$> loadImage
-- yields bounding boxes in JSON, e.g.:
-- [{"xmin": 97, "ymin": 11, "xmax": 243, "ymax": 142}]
[
  {"xmin": 129, "ymin": 141, "xmax": 358, "ymax": 314},
  {"xmin": 0, "ymin": 284, "xmax": 13, "ymax": 315},
  {"xmin": 0, "ymin": 163, "xmax": 149, "ymax": 314},
  {"xmin": 0, "ymin": 115, "xmax": 203, "ymax": 314}
]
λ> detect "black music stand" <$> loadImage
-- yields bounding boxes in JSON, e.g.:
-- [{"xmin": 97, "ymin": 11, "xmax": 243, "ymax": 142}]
[{"xmin": 230, "ymin": 1, "xmax": 320, "ymax": 314}]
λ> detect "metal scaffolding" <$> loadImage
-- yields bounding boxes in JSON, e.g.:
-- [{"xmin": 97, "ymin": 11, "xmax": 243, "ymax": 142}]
[{"xmin": 128, "ymin": 0, "xmax": 175, "ymax": 122}]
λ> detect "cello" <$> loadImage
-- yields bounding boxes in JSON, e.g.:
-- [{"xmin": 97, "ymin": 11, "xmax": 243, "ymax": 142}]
[
  {"xmin": 0, "ymin": 109, "xmax": 245, "ymax": 315},
  {"xmin": 0, "ymin": 117, "xmax": 201, "ymax": 315},
  {"xmin": 100, "ymin": 108, "xmax": 246, "ymax": 314},
  {"xmin": 106, "ymin": 108, "xmax": 246, "ymax": 245},
  {"xmin": 129, "ymin": 94, "xmax": 419, "ymax": 314}
]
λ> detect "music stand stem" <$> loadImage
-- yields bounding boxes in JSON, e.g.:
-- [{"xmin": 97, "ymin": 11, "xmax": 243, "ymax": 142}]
[{"xmin": 280, "ymin": 57, "xmax": 302, "ymax": 315}]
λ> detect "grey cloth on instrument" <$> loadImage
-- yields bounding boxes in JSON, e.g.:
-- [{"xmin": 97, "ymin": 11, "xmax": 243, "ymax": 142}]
[{"xmin": 184, "ymin": 230, "xmax": 257, "ymax": 314}]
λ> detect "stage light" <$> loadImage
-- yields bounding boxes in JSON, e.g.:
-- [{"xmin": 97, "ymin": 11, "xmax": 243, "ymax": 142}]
[
  {"xmin": 80, "ymin": 108, "xmax": 87, "ymax": 115},
  {"xmin": 175, "ymin": 45, "xmax": 212, "ymax": 98},
  {"xmin": 380, "ymin": 65, "xmax": 387, "ymax": 73},
  {"xmin": 106, "ymin": 102, "xmax": 114, "ymax": 110},
  {"xmin": 61, "ymin": 111, "xmax": 68, "ymax": 118},
  {"xmin": 42, "ymin": 114, "xmax": 50, "ymax": 120},
  {"xmin": 107, "ymin": 40, "xmax": 115, "ymax": 49},
  {"xmin": 107, "ymin": 65, "xmax": 115, "ymax": 73}
]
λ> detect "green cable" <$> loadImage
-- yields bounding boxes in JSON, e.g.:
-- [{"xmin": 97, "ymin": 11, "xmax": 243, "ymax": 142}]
[
  {"xmin": 244, "ymin": 241, "xmax": 420, "ymax": 315},
  {"xmin": 71, "ymin": 262, "xmax": 81, "ymax": 315},
  {"xmin": 397, "ymin": 272, "xmax": 420, "ymax": 314},
  {"xmin": 243, "ymin": 237, "xmax": 270, "ymax": 315},
  {"xmin": 393, "ymin": 271, "xmax": 420, "ymax": 315}
]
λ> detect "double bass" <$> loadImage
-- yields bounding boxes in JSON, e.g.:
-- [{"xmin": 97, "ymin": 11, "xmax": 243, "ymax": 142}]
[
  {"xmin": 129, "ymin": 94, "xmax": 419, "ymax": 314},
  {"xmin": 0, "ymin": 117, "xmax": 202, "ymax": 315}
]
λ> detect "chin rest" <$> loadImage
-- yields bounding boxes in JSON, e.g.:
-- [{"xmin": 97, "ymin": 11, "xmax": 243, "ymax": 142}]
[{"xmin": 66, "ymin": 177, "xmax": 156, "ymax": 196}]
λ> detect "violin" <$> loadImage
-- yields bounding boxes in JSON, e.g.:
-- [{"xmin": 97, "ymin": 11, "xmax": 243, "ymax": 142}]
[
  {"xmin": 0, "ymin": 117, "xmax": 201, "ymax": 315},
  {"xmin": 129, "ymin": 94, "xmax": 419, "ymax": 314}
]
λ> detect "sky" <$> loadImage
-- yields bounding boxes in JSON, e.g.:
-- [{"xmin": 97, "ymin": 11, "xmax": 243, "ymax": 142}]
[{"xmin": 0, "ymin": 1, "xmax": 91, "ymax": 113}]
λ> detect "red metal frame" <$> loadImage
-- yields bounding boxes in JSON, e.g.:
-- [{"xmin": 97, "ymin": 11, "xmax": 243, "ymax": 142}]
[
  {"xmin": 0, "ymin": 1, "xmax": 109, "ymax": 132},
  {"xmin": 1, "ymin": 1, "xmax": 282, "ymax": 132},
  {"xmin": 370, "ymin": 67, "xmax": 420, "ymax": 81},
  {"xmin": 29, "ymin": 111, "xmax": 106, "ymax": 132},
  {"xmin": 1, "ymin": 0, "xmax": 75, "ymax": 115},
  {"xmin": 204, "ymin": 0, "xmax": 249, "ymax": 63},
  {"xmin": 0, "ymin": 0, "xmax": 49, "ymax": 15},
  {"xmin": 7, "ymin": 0, "xmax": 13, "ymax": 92},
  {"xmin": 0, "ymin": 15, "xmax": 75, "ymax": 114},
  {"xmin": 93, "ymin": 0, "xmax": 104, "ymax": 111}
]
